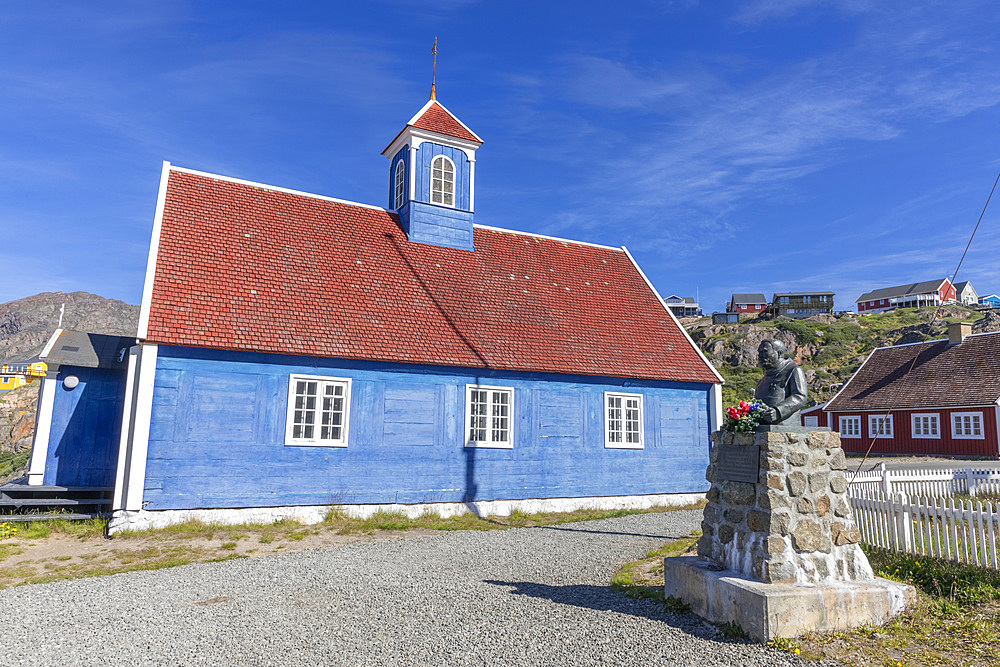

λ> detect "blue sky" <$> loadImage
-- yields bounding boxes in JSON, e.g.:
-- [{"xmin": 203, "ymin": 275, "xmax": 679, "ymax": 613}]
[{"xmin": 2, "ymin": 1, "xmax": 999, "ymax": 313}]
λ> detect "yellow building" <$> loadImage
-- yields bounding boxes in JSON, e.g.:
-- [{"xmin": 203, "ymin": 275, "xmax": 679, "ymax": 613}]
[{"xmin": 0, "ymin": 358, "xmax": 47, "ymax": 392}]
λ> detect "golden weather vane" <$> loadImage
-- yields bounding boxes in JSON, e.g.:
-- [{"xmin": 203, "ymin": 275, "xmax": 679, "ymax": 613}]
[{"xmin": 430, "ymin": 37, "xmax": 438, "ymax": 100}]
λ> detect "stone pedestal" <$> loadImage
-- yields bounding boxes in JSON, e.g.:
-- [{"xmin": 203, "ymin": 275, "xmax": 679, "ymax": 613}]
[{"xmin": 664, "ymin": 428, "xmax": 914, "ymax": 640}]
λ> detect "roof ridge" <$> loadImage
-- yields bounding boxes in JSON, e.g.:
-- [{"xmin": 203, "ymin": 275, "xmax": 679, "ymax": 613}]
[
  {"xmin": 168, "ymin": 165, "xmax": 393, "ymax": 213},
  {"xmin": 472, "ymin": 224, "xmax": 624, "ymax": 252}
]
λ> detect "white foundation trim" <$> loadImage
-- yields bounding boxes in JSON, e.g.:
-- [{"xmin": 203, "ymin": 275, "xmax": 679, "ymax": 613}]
[
  {"xmin": 124, "ymin": 344, "xmax": 158, "ymax": 510},
  {"xmin": 26, "ymin": 377, "xmax": 58, "ymax": 486},
  {"xmin": 137, "ymin": 162, "xmax": 171, "ymax": 339},
  {"xmin": 106, "ymin": 492, "xmax": 706, "ymax": 534},
  {"xmin": 112, "ymin": 347, "xmax": 141, "ymax": 510}
]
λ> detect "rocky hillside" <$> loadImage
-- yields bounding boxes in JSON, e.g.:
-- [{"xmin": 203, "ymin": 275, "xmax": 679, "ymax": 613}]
[
  {"xmin": 683, "ymin": 306, "xmax": 1000, "ymax": 407},
  {"xmin": 0, "ymin": 291, "xmax": 139, "ymax": 483},
  {"xmin": 0, "ymin": 384, "xmax": 39, "ymax": 483},
  {"xmin": 0, "ymin": 291, "xmax": 139, "ymax": 362}
]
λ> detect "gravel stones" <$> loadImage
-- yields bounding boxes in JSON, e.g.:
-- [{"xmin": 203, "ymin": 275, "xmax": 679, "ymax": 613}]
[{"xmin": 0, "ymin": 512, "xmax": 807, "ymax": 666}]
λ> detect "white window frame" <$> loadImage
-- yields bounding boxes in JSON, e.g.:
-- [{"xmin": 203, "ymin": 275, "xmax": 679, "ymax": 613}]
[
  {"xmin": 284, "ymin": 374, "xmax": 352, "ymax": 447},
  {"xmin": 393, "ymin": 159, "xmax": 406, "ymax": 210},
  {"xmin": 911, "ymin": 413, "xmax": 940, "ymax": 439},
  {"xmin": 430, "ymin": 155, "xmax": 456, "ymax": 207},
  {"xmin": 803, "ymin": 416, "xmax": 819, "ymax": 427},
  {"xmin": 604, "ymin": 391, "xmax": 644, "ymax": 449},
  {"xmin": 465, "ymin": 384, "xmax": 514, "ymax": 449},
  {"xmin": 868, "ymin": 413, "xmax": 894, "ymax": 439},
  {"xmin": 839, "ymin": 415, "xmax": 861, "ymax": 438},
  {"xmin": 952, "ymin": 411, "xmax": 985, "ymax": 439}
]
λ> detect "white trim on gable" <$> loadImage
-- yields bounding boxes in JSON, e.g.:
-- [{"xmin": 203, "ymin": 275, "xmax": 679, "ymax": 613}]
[
  {"xmin": 403, "ymin": 99, "xmax": 484, "ymax": 143},
  {"xmin": 620, "ymin": 246, "xmax": 725, "ymax": 384},
  {"xmin": 39, "ymin": 328, "xmax": 63, "ymax": 359},
  {"xmin": 137, "ymin": 162, "xmax": 172, "ymax": 340}
]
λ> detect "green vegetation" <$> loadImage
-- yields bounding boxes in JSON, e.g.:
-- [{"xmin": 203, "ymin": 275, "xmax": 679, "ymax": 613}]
[
  {"xmin": 0, "ymin": 449, "xmax": 31, "ymax": 481},
  {"xmin": 694, "ymin": 306, "xmax": 986, "ymax": 406}
]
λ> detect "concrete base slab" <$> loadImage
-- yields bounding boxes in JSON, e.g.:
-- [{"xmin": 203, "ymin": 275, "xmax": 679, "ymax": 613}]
[{"xmin": 664, "ymin": 556, "xmax": 915, "ymax": 642}]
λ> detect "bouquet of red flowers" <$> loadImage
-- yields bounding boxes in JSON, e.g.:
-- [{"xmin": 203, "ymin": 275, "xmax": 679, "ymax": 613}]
[{"xmin": 722, "ymin": 400, "xmax": 766, "ymax": 433}]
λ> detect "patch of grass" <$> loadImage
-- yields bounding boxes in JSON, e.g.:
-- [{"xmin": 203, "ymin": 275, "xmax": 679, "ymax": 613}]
[
  {"xmin": 11, "ymin": 517, "xmax": 107, "ymax": 540},
  {"xmin": 864, "ymin": 545, "xmax": 1000, "ymax": 605},
  {"xmin": 768, "ymin": 636, "xmax": 800, "ymax": 655},
  {"xmin": 609, "ymin": 532, "xmax": 700, "ymax": 605},
  {"xmin": 220, "ymin": 541, "xmax": 238, "ymax": 550},
  {"xmin": 0, "ymin": 543, "xmax": 26, "ymax": 561},
  {"xmin": 719, "ymin": 621, "xmax": 749, "ymax": 640}
]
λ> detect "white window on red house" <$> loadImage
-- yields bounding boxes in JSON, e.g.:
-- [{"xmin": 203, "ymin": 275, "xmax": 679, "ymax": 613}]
[
  {"xmin": 605, "ymin": 392, "xmax": 644, "ymax": 448},
  {"xmin": 285, "ymin": 375, "xmax": 352, "ymax": 447},
  {"xmin": 466, "ymin": 385, "xmax": 513, "ymax": 448},
  {"xmin": 839, "ymin": 415, "xmax": 861, "ymax": 438},
  {"xmin": 911, "ymin": 413, "xmax": 940, "ymax": 438},
  {"xmin": 952, "ymin": 412, "xmax": 984, "ymax": 439},
  {"xmin": 868, "ymin": 414, "xmax": 893, "ymax": 438}
]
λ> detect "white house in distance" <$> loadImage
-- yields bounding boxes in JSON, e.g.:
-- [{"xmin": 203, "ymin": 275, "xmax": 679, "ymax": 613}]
[
  {"xmin": 953, "ymin": 281, "xmax": 978, "ymax": 306},
  {"xmin": 855, "ymin": 279, "xmax": 957, "ymax": 314}
]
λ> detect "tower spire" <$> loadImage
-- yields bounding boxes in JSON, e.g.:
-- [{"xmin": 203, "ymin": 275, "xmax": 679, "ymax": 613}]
[{"xmin": 430, "ymin": 37, "xmax": 438, "ymax": 101}]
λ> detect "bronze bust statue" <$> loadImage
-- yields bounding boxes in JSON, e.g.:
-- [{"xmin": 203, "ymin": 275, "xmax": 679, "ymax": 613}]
[{"xmin": 754, "ymin": 339, "xmax": 807, "ymax": 426}]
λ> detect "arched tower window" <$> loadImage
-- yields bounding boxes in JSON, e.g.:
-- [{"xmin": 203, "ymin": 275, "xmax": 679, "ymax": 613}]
[
  {"xmin": 393, "ymin": 159, "xmax": 406, "ymax": 210},
  {"xmin": 430, "ymin": 155, "xmax": 455, "ymax": 207}
]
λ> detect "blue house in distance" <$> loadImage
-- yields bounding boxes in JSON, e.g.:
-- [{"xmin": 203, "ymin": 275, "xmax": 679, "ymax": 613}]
[{"xmin": 61, "ymin": 94, "xmax": 723, "ymax": 532}]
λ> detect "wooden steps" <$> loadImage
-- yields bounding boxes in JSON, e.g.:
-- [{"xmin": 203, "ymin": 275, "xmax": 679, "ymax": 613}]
[{"xmin": 0, "ymin": 483, "xmax": 113, "ymax": 521}]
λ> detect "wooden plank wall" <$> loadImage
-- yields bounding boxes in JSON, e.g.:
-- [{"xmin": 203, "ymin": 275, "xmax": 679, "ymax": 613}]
[
  {"xmin": 45, "ymin": 366, "xmax": 127, "ymax": 487},
  {"xmin": 833, "ymin": 408, "xmax": 1000, "ymax": 457},
  {"xmin": 141, "ymin": 346, "xmax": 713, "ymax": 510}
]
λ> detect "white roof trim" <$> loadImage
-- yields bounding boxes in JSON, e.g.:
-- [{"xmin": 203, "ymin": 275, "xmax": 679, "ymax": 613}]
[
  {"xmin": 167, "ymin": 165, "xmax": 392, "ymax": 213},
  {"xmin": 828, "ymin": 405, "xmax": 1000, "ymax": 413},
  {"xmin": 137, "ymin": 161, "xmax": 172, "ymax": 340},
  {"xmin": 473, "ymin": 224, "xmax": 623, "ymax": 252},
  {"xmin": 39, "ymin": 328, "xmax": 64, "ymax": 360},
  {"xmin": 823, "ymin": 347, "xmax": 875, "ymax": 411},
  {"xmin": 620, "ymin": 246, "xmax": 724, "ymax": 384},
  {"xmin": 405, "ymin": 99, "xmax": 483, "ymax": 143}
]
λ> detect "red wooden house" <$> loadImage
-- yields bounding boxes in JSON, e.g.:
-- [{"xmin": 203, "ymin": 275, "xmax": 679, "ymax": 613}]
[
  {"xmin": 856, "ymin": 278, "xmax": 956, "ymax": 314},
  {"xmin": 824, "ymin": 323, "xmax": 1000, "ymax": 457},
  {"xmin": 799, "ymin": 403, "xmax": 828, "ymax": 429},
  {"xmin": 727, "ymin": 293, "xmax": 768, "ymax": 315}
]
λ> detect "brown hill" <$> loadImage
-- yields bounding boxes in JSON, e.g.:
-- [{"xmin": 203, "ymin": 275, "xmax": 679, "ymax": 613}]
[{"xmin": 0, "ymin": 292, "xmax": 139, "ymax": 363}]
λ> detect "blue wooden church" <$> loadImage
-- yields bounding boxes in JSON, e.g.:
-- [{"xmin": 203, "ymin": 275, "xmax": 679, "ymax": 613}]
[{"xmin": 26, "ymin": 93, "xmax": 723, "ymax": 531}]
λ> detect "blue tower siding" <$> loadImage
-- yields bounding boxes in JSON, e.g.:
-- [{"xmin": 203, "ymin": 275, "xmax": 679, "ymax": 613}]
[
  {"xmin": 44, "ymin": 366, "xmax": 126, "ymax": 487},
  {"xmin": 397, "ymin": 201, "xmax": 474, "ymax": 250},
  {"xmin": 412, "ymin": 142, "xmax": 471, "ymax": 211},
  {"xmin": 141, "ymin": 346, "xmax": 712, "ymax": 511},
  {"xmin": 388, "ymin": 146, "xmax": 408, "ymax": 209}
]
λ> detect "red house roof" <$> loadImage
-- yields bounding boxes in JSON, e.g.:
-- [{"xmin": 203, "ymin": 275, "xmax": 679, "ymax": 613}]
[
  {"xmin": 141, "ymin": 167, "xmax": 720, "ymax": 384},
  {"xmin": 825, "ymin": 331, "xmax": 1000, "ymax": 411}
]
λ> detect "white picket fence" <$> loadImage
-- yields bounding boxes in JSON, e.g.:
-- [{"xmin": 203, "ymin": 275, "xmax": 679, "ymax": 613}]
[
  {"xmin": 849, "ymin": 488, "xmax": 1000, "ymax": 568},
  {"xmin": 849, "ymin": 463, "xmax": 1000, "ymax": 498}
]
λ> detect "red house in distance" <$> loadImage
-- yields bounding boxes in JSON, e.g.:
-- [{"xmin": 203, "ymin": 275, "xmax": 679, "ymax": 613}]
[
  {"xmin": 824, "ymin": 323, "xmax": 1000, "ymax": 457},
  {"xmin": 856, "ymin": 278, "xmax": 956, "ymax": 314}
]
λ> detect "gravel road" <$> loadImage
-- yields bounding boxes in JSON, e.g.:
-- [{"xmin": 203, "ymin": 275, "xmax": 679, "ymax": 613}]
[{"xmin": 1, "ymin": 510, "xmax": 806, "ymax": 666}]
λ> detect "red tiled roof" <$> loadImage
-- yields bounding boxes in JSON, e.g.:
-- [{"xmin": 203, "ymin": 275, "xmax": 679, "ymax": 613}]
[
  {"xmin": 410, "ymin": 102, "xmax": 481, "ymax": 143},
  {"xmin": 144, "ymin": 169, "xmax": 719, "ymax": 383},
  {"xmin": 826, "ymin": 333, "xmax": 1000, "ymax": 411}
]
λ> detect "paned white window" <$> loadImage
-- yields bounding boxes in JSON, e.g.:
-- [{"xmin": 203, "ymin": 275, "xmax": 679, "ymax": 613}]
[
  {"xmin": 605, "ymin": 392, "xmax": 644, "ymax": 449},
  {"xmin": 868, "ymin": 414, "xmax": 894, "ymax": 438},
  {"xmin": 803, "ymin": 416, "xmax": 819, "ymax": 427},
  {"xmin": 430, "ymin": 155, "xmax": 455, "ymax": 207},
  {"xmin": 393, "ymin": 159, "xmax": 406, "ymax": 210},
  {"xmin": 285, "ymin": 375, "xmax": 351, "ymax": 447},
  {"xmin": 839, "ymin": 415, "xmax": 861, "ymax": 438},
  {"xmin": 911, "ymin": 413, "xmax": 940, "ymax": 439},
  {"xmin": 466, "ymin": 385, "xmax": 513, "ymax": 448},
  {"xmin": 952, "ymin": 412, "xmax": 984, "ymax": 439}
]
